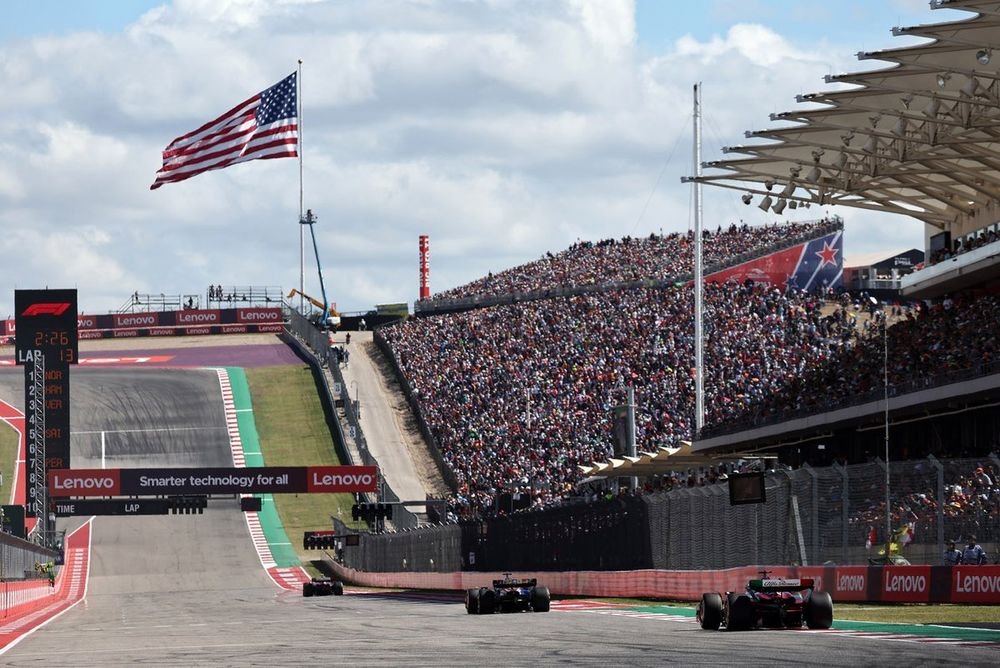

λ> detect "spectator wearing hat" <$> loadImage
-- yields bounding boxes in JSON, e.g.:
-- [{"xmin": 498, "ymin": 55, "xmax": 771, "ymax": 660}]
[
  {"xmin": 943, "ymin": 540, "xmax": 963, "ymax": 566},
  {"xmin": 962, "ymin": 536, "xmax": 987, "ymax": 565}
]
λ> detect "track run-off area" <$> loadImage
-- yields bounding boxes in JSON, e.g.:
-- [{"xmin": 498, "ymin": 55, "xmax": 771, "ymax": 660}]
[{"xmin": 0, "ymin": 338, "xmax": 996, "ymax": 666}]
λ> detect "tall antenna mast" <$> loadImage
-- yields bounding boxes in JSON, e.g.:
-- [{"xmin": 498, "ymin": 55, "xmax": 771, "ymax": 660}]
[{"xmin": 693, "ymin": 83, "xmax": 705, "ymax": 432}]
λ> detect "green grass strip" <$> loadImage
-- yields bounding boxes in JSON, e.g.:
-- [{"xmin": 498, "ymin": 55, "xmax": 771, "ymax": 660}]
[
  {"xmin": 625, "ymin": 604, "xmax": 1000, "ymax": 643},
  {"xmin": 225, "ymin": 367, "xmax": 300, "ymax": 567}
]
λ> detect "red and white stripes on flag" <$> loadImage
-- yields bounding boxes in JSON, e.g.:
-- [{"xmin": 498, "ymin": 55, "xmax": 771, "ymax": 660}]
[{"xmin": 150, "ymin": 72, "xmax": 298, "ymax": 190}]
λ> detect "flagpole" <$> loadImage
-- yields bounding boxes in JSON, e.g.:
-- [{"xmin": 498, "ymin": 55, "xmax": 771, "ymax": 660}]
[{"xmin": 297, "ymin": 59, "xmax": 305, "ymax": 315}]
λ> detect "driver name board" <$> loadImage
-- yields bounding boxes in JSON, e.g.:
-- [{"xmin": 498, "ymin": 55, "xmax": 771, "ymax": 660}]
[{"xmin": 15, "ymin": 288, "xmax": 78, "ymax": 516}]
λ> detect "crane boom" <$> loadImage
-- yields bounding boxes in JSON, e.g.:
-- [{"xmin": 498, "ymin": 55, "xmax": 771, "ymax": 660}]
[{"xmin": 296, "ymin": 209, "xmax": 341, "ymax": 329}]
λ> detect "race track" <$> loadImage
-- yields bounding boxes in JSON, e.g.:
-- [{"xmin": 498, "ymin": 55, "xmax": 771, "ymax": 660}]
[{"xmin": 0, "ymin": 357, "xmax": 997, "ymax": 666}]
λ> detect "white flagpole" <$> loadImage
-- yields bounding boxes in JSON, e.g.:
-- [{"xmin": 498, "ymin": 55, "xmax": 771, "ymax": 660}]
[{"xmin": 298, "ymin": 59, "xmax": 305, "ymax": 314}]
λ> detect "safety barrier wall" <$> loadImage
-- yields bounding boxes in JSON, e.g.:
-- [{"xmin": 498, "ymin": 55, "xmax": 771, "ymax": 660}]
[
  {"xmin": 325, "ymin": 561, "xmax": 1000, "ymax": 605},
  {"xmin": 338, "ymin": 456, "xmax": 998, "ymax": 573},
  {"xmin": 0, "ymin": 578, "xmax": 57, "ymax": 619}
]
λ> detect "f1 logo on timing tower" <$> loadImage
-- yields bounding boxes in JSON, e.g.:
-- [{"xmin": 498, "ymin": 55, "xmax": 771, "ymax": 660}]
[{"xmin": 21, "ymin": 303, "xmax": 72, "ymax": 317}]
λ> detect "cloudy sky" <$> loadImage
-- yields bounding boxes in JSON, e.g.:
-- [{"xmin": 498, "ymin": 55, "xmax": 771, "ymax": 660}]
[{"xmin": 0, "ymin": 0, "xmax": 953, "ymax": 318}]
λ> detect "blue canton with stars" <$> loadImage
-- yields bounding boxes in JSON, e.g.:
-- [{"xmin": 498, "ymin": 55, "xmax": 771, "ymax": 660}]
[{"xmin": 256, "ymin": 72, "xmax": 297, "ymax": 125}]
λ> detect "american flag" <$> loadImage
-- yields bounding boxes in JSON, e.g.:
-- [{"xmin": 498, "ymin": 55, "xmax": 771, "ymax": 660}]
[{"xmin": 150, "ymin": 72, "xmax": 298, "ymax": 190}]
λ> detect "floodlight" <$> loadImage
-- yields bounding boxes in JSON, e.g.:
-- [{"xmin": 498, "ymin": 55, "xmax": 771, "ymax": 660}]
[
  {"xmin": 781, "ymin": 181, "xmax": 795, "ymax": 198},
  {"xmin": 976, "ymin": 49, "xmax": 991, "ymax": 65},
  {"xmin": 758, "ymin": 195, "xmax": 773, "ymax": 211},
  {"xmin": 764, "ymin": 179, "xmax": 775, "ymax": 191},
  {"xmin": 741, "ymin": 193, "xmax": 753, "ymax": 205},
  {"xmin": 772, "ymin": 199, "xmax": 787, "ymax": 215},
  {"xmin": 807, "ymin": 166, "xmax": 821, "ymax": 182}
]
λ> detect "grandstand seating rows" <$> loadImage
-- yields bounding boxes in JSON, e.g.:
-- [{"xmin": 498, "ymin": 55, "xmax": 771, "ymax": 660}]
[{"xmin": 382, "ymin": 222, "xmax": 1000, "ymax": 526}]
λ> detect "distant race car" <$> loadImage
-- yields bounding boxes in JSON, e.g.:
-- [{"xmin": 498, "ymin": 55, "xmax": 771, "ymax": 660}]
[
  {"xmin": 465, "ymin": 574, "xmax": 550, "ymax": 614},
  {"xmin": 302, "ymin": 576, "xmax": 344, "ymax": 597},
  {"xmin": 697, "ymin": 572, "xmax": 832, "ymax": 631}
]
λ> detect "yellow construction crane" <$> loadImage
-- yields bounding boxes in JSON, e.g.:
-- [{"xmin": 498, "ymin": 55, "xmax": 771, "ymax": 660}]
[{"xmin": 287, "ymin": 289, "xmax": 341, "ymax": 329}]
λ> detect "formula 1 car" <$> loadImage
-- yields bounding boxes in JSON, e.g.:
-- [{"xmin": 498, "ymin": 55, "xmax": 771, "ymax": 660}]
[
  {"xmin": 697, "ymin": 572, "xmax": 832, "ymax": 631},
  {"xmin": 302, "ymin": 576, "xmax": 344, "ymax": 597},
  {"xmin": 465, "ymin": 574, "xmax": 550, "ymax": 614}
]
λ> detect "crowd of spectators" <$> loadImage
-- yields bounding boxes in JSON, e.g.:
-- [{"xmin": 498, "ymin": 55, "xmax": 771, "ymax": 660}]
[
  {"xmin": 383, "ymin": 224, "xmax": 1000, "ymax": 519},
  {"xmin": 384, "ymin": 281, "xmax": 871, "ymax": 515},
  {"xmin": 928, "ymin": 226, "xmax": 1000, "ymax": 265},
  {"xmin": 845, "ymin": 459, "xmax": 999, "ymax": 554},
  {"xmin": 430, "ymin": 219, "xmax": 841, "ymax": 303}
]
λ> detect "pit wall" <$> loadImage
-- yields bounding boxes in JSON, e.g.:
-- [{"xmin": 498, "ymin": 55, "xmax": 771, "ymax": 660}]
[
  {"xmin": 0, "ymin": 579, "xmax": 60, "ymax": 619},
  {"xmin": 324, "ymin": 561, "xmax": 1000, "ymax": 605}
]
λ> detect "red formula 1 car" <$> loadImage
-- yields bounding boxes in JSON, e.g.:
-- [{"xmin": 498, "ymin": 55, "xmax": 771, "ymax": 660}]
[
  {"xmin": 697, "ymin": 572, "xmax": 833, "ymax": 631},
  {"xmin": 302, "ymin": 576, "xmax": 344, "ymax": 597}
]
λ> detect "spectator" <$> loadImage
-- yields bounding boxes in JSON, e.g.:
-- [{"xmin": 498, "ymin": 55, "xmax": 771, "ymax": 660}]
[
  {"xmin": 943, "ymin": 540, "xmax": 962, "ymax": 565},
  {"xmin": 961, "ymin": 536, "xmax": 987, "ymax": 565}
]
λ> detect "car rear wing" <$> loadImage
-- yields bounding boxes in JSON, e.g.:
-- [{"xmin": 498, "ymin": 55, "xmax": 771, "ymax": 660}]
[
  {"xmin": 493, "ymin": 578, "xmax": 537, "ymax": 588},
  {"xmin": 749, "ymin": 578, "xmax": 815, "ymax": 591}
]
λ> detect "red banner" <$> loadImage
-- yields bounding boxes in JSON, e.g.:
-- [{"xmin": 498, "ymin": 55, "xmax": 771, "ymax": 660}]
[
  {"xmin": 307, "ymin": 466, "xmax": 379, "ymax": 492},
  {"xmin": 236, "ymin": 307, "xmax": 282, "ymax": 324},
  {"xmin": 828, "ymin": 565, "xmax": 868, "ymax": 602},
  {"xmin": 950, "ymin": 566, "xmax": 1000, "ymax": 603},
  {"xmin": 113, "ymin": 312, "xmax": 160, "ymax": 329},
  {"xmin": 49, "ymin": 469, "xmax": 122, "ymax": 496},
  {"xmin": 175, "ymin": 309, "xmax": 222, "ymax": 325}
]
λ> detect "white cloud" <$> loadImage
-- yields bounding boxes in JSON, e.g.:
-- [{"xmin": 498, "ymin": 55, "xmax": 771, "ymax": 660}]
[{"xmin": 0, "ymin": 0, "xmax": 929, "ymax": 319}]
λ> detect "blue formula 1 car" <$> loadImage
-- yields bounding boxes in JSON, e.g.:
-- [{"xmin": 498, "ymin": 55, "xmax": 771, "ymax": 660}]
[
  {"xmin": 465, "ymin": 574, "xmax": 551, "ymax": 614},
  {"xmin": 697, "ymin": 572, "xmax": 833, "ymax": 631}
]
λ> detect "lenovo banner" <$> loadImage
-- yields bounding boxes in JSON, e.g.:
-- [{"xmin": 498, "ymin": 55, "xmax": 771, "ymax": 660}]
[
  {"xmin": 49, "ymin": 465, "xmax": 378, "ymax": 497},
  {"xmin": 236, "ymin": 307, "xmax": 283, "ymax": 324}
]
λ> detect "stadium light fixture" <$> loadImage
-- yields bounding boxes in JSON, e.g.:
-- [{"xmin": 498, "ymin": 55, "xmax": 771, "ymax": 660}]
[
  {"xmin": 781, "ymin": 181, "xmax": 795, "ymax": 198},
  {"xmin": 936, "ymin": 72, "xmax": 951, "ymax": 88},
  {"xmin": 741, "ymin": 193, "xmax": 753, "ymax": 205},
  {"xmin": 758, "ymin": 195, "xmax": 773, "ymax": 211},
  {"xmin": 976, "ymin": 48, "xmax": 991, "ymax": 65},
  {"xmin": 788, "ymin": 200, "xmax": 798, "ymax": 210},
  {"xmin": 807, "ymin": 166, "xmax": 821, "ymax": 182},
  {"xmin": 764, "ymin": 179, "xmax": 775, "ymax": 191},
  {"xmin": 772, "ymin": 199, "xmax": 787, "ymax": 215}
]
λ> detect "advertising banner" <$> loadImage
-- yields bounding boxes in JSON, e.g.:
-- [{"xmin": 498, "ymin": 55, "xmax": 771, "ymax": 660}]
[{"xmin": 49, "ymin": 465, "xmax": 378, "ymax": 497}]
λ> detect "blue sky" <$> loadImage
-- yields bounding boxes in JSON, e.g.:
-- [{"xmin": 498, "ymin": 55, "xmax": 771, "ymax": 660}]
[{"xmin": 0, "ymin": 1, "xmax": 954, "ymax": 315}]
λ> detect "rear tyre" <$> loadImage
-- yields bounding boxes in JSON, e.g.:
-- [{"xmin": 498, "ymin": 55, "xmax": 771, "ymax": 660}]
[
  {"xmin": 726, "ymin": 593, "xmax": 754, "ymax": 631},
  {"xmin": 479, "ymin": 588, "xmax": 496, "ymax": 615},
  {"xmin": 302, "ymin": 582, "xmax": 314, "ymax": 598},
  {"xmin": 466, "ymin": 588, "xmax": 480, "ymax": 614},
  {"xmin": 698, "ymin": 593, "xmax": 723, "ymax": 630},
  {"xmin": 805, "ymin": 591, "xmax": 833, "ymax": 629},
  {"xmin": 532, "ymin": 586, "xmax": 551, "ymax": 612},
  {"xmin": 332, "ymin": 581, "xmax": 344, "ymax": 596}
]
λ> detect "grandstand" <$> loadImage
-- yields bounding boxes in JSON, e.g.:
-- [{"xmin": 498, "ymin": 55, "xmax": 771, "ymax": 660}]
[{"xmin": 345, "ymin": 1, "xmax": 1000, "ymax": 570}]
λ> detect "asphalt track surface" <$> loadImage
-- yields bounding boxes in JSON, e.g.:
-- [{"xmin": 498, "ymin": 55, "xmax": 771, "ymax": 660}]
[{"xmin": 0, "ymin": 345, "xmax": 997, "ymax": 666}]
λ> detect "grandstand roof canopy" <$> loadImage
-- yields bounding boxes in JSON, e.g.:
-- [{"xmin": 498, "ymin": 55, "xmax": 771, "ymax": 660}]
[
  {"xmin": 578, "ymin": 441, "xmax": 736, "ymax": 478},
  {"xmin": 690, "ymin": 0, "xmax": 1000, "ymax": 229}
]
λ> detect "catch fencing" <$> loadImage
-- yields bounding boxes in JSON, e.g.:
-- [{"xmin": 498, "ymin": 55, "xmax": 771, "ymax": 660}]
[{"xmin": 336, "ymin": 454, "xmax": 998, "ymax": 572}]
